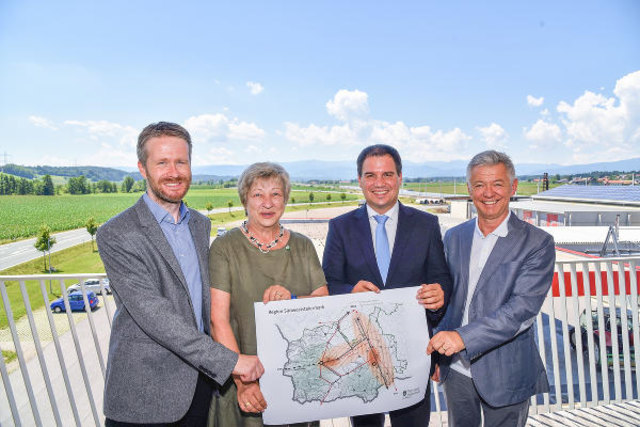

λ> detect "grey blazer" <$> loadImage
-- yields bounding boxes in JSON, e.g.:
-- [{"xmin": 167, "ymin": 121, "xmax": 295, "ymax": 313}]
[
  {"xmin": 97, "ymin": 197, "xmax": 238, "ymax": 423},
  {"xmin": 437, "ymin": 213, "xmax": 555, "ymax": 407}
]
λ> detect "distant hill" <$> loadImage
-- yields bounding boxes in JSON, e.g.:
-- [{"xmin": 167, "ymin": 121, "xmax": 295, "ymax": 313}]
[
  {"xmin": 0, "ymin": 164, "xmax": 135, "ymax": 182},
  {"xmin": 195, "ymin": 158, "xmax": 640, "ymax": 180},
  {"xmin": 4, "ymin": 157, "xmax": 640, "ymax": 181}
]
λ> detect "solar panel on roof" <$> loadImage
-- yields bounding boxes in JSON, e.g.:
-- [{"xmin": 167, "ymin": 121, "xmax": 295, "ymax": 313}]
[{"xmin": 533, "ymin": 185, "xmax": 640, "ymax": 203}]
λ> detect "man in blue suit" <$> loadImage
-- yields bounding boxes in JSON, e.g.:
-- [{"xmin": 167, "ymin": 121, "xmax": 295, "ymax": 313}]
[
  {"xmin": 428, "ymin": 150, "xmax": 555, "ymax": 427},
  {"xmin": 323, "ymin": 144, "xmax": 452, "ymax": 427}
]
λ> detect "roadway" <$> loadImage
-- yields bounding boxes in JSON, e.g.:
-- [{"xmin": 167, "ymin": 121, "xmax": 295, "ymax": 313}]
[
  {"xmin": 0, "ymin": 202, "xmax": 356, "ymax": 271},
  {"xmin": 0, "ymin": 206, "xmax": 244, "ymax": 271}
]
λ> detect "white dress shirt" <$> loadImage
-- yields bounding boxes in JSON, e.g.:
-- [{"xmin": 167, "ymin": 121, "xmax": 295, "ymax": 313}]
[{"xmin": 450, "ymin": 212, "xmax": 510, "ymax": 378}]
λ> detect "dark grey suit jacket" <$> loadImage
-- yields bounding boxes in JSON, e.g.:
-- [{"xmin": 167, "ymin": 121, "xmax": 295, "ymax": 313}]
[
  {"xmin": 437, "ymin": 213, "xmax": 555, "ymax": 407},
  {"xmin": 97, "ymin": 197, "xmax": 238, "ymax": 423}
]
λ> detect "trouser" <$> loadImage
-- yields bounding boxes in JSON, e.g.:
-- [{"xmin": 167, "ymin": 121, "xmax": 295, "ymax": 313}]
[
  {"xmin": 106, "ymin": 373, "xmax": 214, "ymax": 427},
  {"xmin": 443, "ymin": 369, "xmax": 530, "ymax": 427}
]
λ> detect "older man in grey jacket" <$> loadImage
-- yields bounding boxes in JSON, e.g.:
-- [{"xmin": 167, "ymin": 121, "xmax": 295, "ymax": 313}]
[
  {"xmin": 98, "ymin": 122, "xmax": 263, "ymax": 426},
  {"xmin": 428, "ymin": 151, "xmax": 555, "ymax": 427}
]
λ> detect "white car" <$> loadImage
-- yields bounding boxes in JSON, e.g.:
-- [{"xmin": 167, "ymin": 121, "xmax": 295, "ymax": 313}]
[{"xmin": 67, "ymin": 278, "xmax": 111, "ymax": 295}]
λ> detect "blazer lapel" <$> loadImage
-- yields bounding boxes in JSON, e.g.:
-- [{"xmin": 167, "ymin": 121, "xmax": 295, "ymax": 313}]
[
  {"xmin": 353, "ymin": 205, "xmax": 384, "ymax": 284},
  {"xmin": 189, "ymin": 212, "xmax": 211, "ymax": 330},
  {"xmin": 386, "ymin": 203, "xmax": 411, "ymax": 283},
  {"xmin": 135, "ymin": 198, "xmax": 189, "ymax": 293},
  {"xmin": 458, "ymin": 220, "xmax": 474, "ymax": 292},
  {"xmin": 473, "ymin": 213, "xmax": 521, "ymax": 295}
]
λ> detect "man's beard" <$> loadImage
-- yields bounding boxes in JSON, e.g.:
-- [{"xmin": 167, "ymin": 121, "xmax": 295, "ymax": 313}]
[{"xmin": 148, "ymin": 176, "xmax": 191, "ymax": 204}]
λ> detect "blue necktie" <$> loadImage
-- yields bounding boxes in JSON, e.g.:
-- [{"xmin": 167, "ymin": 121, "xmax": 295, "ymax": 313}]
[{"xmin": 374, "ymin": 215, "xmax": 390, "ymax": 285}]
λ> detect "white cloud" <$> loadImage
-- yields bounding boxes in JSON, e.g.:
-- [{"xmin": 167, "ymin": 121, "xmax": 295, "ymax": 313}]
[
  {"xmin": 283, "ymin": 122, "xmax": 358, "ymax": 147},
  {"xmin": 195, "ymin": 147, "xmax": 236, "ymax": 165},
  {"xmin": 477, "ymin": 123, "xmax": 508, "ymax": 149},
  {"xmin": 29, "ymin": 115, "xmax": 58, "ymax": 130},
  {"xmin": 85, "ymin": 142, "xmax": 138, "ymax": 166},
  {"xmin": 523, "ymin": 119, "xmax": 563, "ymax": 152},
  {"xmin": 555, "ymin": 69, "xmax": 640, "ymax": 162},
  {"xmin": 229, "ymin": 122, "xmax": 265, "ymax": 140},
  {"xmin": 326, "ymin": 89, "xmax": 370, "ymax": 121},
  {"xmin": 284, "ymin": 89, "xmax": 472, "ymax": 161},
  {"xmin": 54, "ymin": 119, "xmax": 139, "ymax": 166},
  {"xmin": 64, "ymin": 120, "xmax": 138, "ymax": 148},
  {"xmin": 527, "ymin": 95, "xmax": 544, "ymax": 107},
  {"xmin": 184, "ymin": 113, "xmax": 265, "ymax": 143},
  {"xmin": 246, "ymin": 81, "xmax": 264, "ymax": 95}
]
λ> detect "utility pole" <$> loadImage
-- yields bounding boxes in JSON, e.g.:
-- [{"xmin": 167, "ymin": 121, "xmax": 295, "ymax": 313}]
[{"xmin": 0, "ymin": 151, "xmax": 10, "ymax": 173}]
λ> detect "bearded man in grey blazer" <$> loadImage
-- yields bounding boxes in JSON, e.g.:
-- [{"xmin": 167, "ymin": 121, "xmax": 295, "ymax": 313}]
[
  {"xmin": 97, "ymin": 122, "xmax": 263, "ymax": 426},
  {"xmin": 428, "ymin": 150, "xmax": 555, "ymax": 427}
]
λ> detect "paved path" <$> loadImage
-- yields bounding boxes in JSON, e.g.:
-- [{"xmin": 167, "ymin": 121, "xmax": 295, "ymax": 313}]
[
  {"xmin": 0, "ymin": 203, "xmax": 354, "ymax": 272},
  {"xmin": 0, "ymin": 229, "xmax": 95, "ymax": 271}
]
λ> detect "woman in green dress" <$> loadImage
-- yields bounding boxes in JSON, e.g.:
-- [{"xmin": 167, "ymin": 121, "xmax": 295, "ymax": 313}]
[{"xmin": 209, "ymin": 162, "xmax": 328, "ymax": 427}]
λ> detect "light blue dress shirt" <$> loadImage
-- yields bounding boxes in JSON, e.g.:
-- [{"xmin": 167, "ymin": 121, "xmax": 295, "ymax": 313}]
[{"xmin": 143, "ymin": 193, "xmax": 204, "ymax": 332}]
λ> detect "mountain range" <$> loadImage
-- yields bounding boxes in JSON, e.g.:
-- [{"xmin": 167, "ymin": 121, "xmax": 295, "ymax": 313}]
[
  {"xmin": 193, "ymin": 157, "xmax": 640, "ymax": 180},
  {"xmin": 2, "ymin": 157, "xmax": 639, "ymax": 181}
]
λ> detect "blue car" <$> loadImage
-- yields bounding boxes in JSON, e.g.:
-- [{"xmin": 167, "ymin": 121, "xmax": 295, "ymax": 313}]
[{"xmin": 50, "ymin": 291, "xmax": 99, "ymax": 313}]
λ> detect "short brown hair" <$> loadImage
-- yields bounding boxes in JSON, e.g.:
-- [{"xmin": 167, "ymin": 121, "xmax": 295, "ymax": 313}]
[{"xmin": 137, "ymin": 122, "xmax": 192, "ymax": 166}]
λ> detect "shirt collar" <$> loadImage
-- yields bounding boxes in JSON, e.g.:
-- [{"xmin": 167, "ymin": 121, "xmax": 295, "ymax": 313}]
[
  {"xmin": 143, "ymin": 192, "xmax": 190, "ymax": 225},
  {"xmin": 474, "ymin": 211, "xmax": 510, "ymax": 239},
  {"xmin": 366, "ymin": 201, "xmax": 399, "ymax": 222}
]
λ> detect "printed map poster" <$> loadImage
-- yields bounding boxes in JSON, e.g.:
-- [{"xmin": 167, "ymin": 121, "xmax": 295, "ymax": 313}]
[{"xmin": 254, "ymin": 286, "xmax": 431, "ymax": 424}]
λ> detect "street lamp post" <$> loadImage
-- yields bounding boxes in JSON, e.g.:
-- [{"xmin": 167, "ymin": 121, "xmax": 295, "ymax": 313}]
[{"xmin": 47, "ymin": 236, "xmax": 52, "ymax": 293}]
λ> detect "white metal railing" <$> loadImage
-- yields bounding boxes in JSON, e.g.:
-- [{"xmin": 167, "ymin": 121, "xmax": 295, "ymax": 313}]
[
  {"xmin": 1, "ymin": 258, "xmax": 639, "ymax": 427},
  {"xmin": 427, "ymin": 256, "xmax": 640, "ymax": 426},
  {"xmin": 0, "ymin": 273, "xmax": 112, "ymax": 427}
]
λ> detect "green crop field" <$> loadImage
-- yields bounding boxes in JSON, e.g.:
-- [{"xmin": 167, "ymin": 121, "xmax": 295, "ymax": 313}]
[
  {"xmin": 402, "ymin": 181, "xmax": 560, "ymax": 196},
  {"xmin": 0, "ymin": 188, "xmax": 358, "ymax": 241}
]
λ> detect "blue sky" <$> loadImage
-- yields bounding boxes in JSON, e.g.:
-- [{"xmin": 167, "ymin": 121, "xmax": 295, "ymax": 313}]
[{"xmin": 1, "ymin": 0, "xmax": 639, "ymax": 169}]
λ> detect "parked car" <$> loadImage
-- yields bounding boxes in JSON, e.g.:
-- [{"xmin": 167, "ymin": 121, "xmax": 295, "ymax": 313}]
[
  {"xmin": 50, "ymin": 291, "xmax": 99, "ymax": 313},
  {"xmin": 67, "ymin": 278, "xmax": 111, "ymax": 295},
  {"xmin": 569, "ymin": 307, "xmax": 636, "ymax": 368}
]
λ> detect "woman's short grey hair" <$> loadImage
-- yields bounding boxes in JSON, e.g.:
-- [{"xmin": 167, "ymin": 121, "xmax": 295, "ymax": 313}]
[
  {"xmin": 466, "ymin": 150, "xmax": 516, "ymax": 184},
  {"xmin": 237, "ymin": 162, "xmax": 292, "ymax": 207}
]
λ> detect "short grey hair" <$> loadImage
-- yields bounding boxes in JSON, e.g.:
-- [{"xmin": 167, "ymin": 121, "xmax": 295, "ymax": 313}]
[
  {"xmin": 137, "ymin": 122, "xmax": 192, "ymax": 166},
  {"xmin": 466, "ymin": 150, "xmax": 516, "ymax": 184},
  {"xmin": 237, "ymin": 162, "xmax": 292, "ymax": 207}
]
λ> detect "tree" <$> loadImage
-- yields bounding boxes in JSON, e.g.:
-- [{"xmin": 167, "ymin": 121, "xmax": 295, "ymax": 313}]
[
  {"xmin": 227, "ymin": 200, "xmax": 233, "ymax": 213},
  {"xmin": 133, "ymin": 179, "xmax": 147, "ymax": 192},
  {"xmin": 340, "ymin": 192, "xmax": 347, "ymax": 203},
  {"xmin": 121, "ymin": 176, "xmax": 135, "ymax": 193},
  {"xmin": 86, "ymin": 217, "xmax": 98, "ymax": 251},
  {"xmin": 34, "ymin": 225, "xmax": 56, "ymax": 272},
  {"xmin": 42, "ymin": 175, "xmax": 55, "ymax": 195},
  {"xmin": 97, "ymin": 180, "xmax": 116, "ymax": 193},
  {"xmin": 291, "ymin": 197, "xmax": 296, "ymax": 204},
  {"xmin": 308, "ymin": 192, "xmax": 314, "ymax": 202},
  {"xmin": 205, "ymin": 202, "xmax": 213, "ymax": 215},
  {"xmin": 326, "ymin": 193, "xmax": 332, "ymax": 201},
  {"xmin": 67, "ymin": 175, "xmax": 90, "ymax": 194}
]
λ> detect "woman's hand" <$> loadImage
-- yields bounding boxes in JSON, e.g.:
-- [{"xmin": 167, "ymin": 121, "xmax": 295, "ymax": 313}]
[
  {"xmin": 236, "ymin": 381, "xmax": 267, "ymax": 413},
  {"xmin": 263, "ymin": 284, "xmax": 291, "ymax": 303}
]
